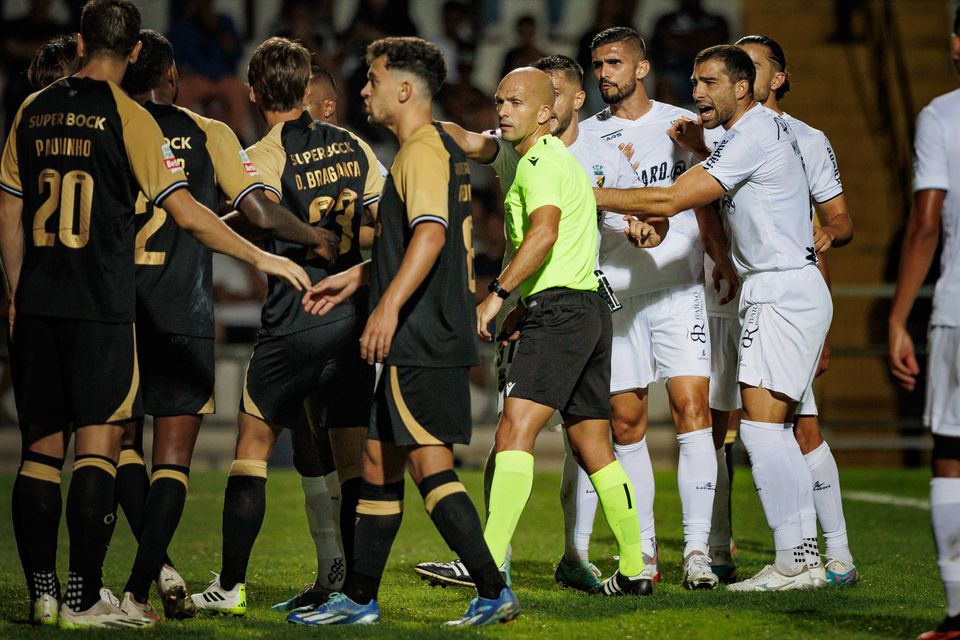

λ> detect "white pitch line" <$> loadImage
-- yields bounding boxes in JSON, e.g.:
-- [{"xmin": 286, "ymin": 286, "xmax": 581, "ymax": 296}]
[{"xmin": 845, "ymin": 490, "xmax": 929, "ymax": 510}]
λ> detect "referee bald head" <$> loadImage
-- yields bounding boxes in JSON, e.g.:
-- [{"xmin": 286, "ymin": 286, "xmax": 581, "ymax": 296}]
[{"xmin": 495, "ymin": 67, "xmax": 555, "ymax": 147}]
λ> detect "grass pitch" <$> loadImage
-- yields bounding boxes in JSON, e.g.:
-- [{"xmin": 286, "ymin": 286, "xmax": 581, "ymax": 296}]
[{"xmin": 0, "ymin": 465, "xmax": 940, "ymax": 638}]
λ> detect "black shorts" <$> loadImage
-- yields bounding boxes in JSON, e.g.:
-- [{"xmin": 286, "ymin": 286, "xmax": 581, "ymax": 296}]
[
  {"xmin": 137, "ymin": 327, "xmax": 215, "ymax": 417},
  {"xmin": 369, "ymin": 365, "xmax": 472, "ymax": 446},
  {"xmin": 506, "ymin": 288, "xmax": 612, "ymax": 420},
  {"xmin": 10, "ymin": 313, "xmax": 142, "ymax": 427},
  {"xmin": 241, "ymin": 315, "xmax": 373, "ymax": 430}
]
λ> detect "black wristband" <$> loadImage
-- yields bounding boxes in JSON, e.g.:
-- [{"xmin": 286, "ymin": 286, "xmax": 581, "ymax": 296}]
[{"xmin": 487, "ymin": 278, "xmax": 510, "ymax": 299}]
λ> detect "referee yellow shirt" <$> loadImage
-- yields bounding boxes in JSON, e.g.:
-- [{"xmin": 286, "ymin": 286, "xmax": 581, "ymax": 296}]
[{"xmin": 504, "ymin": 134, "xmax": 599, "ymax": 300}]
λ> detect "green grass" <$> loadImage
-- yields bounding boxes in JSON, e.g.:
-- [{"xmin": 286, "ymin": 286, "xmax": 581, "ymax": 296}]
[{"xmin": 0, "ymin": 467, "xmax": 942, "ymax": 638}]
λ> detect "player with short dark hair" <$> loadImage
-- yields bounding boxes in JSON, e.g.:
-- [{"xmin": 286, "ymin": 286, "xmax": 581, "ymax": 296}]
[
  {"xmin": 1, "ymin": 0, "xmax": 309, "ymax": 629},
  {"xmin": 595, "ymin": 43, "xmax": 835, "ymax": 592},
  {"xmin": 114, "ymin": 28, "xmax": 338, "ymax": 622},
  {"xmin": 305, "ymin": 65, "xmax": 339, "ymax": 123},
  {"xmin": 288, "ymin": 36, "xmax": 518, "ymax": 627},
  {"xmin": 27, "ymin": 34, "xmax": 80, "ymax": 91},
  {"xmin": 889, "ymin": 9, "xmax": 960, "ymax": 639},
  {"xmin": 190, "ymin": 36, "xmax": 384, "ymax": 617}
]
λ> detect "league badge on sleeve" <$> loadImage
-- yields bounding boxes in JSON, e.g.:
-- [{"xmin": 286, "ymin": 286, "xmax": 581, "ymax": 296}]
[
  {"xmin": 239, "ymin": 149, "xmax": 258, "ymax": 175},
  {"xmin": 161, "ymin": 144, "xmax": 183, "ymax": 173}
]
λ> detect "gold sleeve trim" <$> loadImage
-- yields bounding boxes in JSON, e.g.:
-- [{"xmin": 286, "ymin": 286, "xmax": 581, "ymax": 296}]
[
  {"xmin": 200, "ymin": 115, "xmax": 262, "ymax": 205},
  {"xmin": 423, "ymin": 482, "xmax": 466, "ymax": 515},
  {"xmin": 0, "ymin": 88, "xmax": 44, "ymax": 195},
  {"xmin": 389, "ymin": 366, "xmax": 443, "ymax": 446},
  {"xmin": 152, "ymin": 469, "xmax": 189, "ymax": 489},
  {"xmin": 229, "ymin": 458, "xmax": 268, "ymax": 478},
  {"xmin": 357, "ymin": 498, "xmax": 403, "ymax": 516},
  {"xmin": 20, "ymin": 461, "xmax": 61, "ymax": 484},
  {"xmin": 351, "ymin": 133, "xmax": 386, "ymax": 204},
  {"xmin": 107, "ymin": 325, "xmax": 140, "ymax": 423},
  {"xmin": 394, "ymin": 130, "xmax": 450, "ymax": 225},
  {"xmin": 74, "ymin": 457, "xmax": 117, "ymax": 477},
  {"xmin": 118, "ymin": 449, "xmax": 145, "ymax": 467},
  {"xmin": 245, "ymin": 123, "xmax": 285, "ymax": 198}
]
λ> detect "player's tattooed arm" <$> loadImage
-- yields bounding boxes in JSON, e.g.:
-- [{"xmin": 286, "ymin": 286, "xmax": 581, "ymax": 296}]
[
  {"xmin": 888, "ymin": 188, "xmax": 945, "ymax": 391},
  {"xmin": 812, "ymin": 194, "xmax": 853, "ymax": 252},
  {"xmin": 595, "ymin": 165, "xmax": 725, "ymax": 217},
  {"xmin": 477, "ymin": 204, "xmax": 560, "ymax": 341},
  {"xmin": 439, "ymin": 121, "xmax": 500, "ymax": 164},
  {"xmin": 0, "ymin": 191, "xmax": 23, "ymax": 334},
  {"xmin": 238, "ymin": 188, "xmax": 340, "ymax": 264},
  {"xmin": 694, "ymin": 204, "xmax": 739, "ymax": 305},
  {"xmin": 667, "ymin": 117, "xmax": 710, "ymax": 161}
]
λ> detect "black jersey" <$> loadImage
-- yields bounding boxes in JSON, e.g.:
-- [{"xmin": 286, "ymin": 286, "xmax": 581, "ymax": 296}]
[
  {"xmin": 371, "ymin": 123, "xmax": 478, "ymax": 368},
  {"xmin": 245, "ymin": 111, "xmax": 384, "ymax": 337},
  {"xmin": 135, "ymin": 103, "xmax": 263, "ymax": 337},
  {"xmin": 0, "ymin": 77, "xmax": 188, "ymax": 323}
]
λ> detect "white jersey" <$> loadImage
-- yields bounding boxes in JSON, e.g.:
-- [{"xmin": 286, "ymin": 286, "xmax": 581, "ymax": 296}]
[
  {"xmin": 579, "ymin": 101, "xmax": 705, "ymax": 297},
  {"xmin": 702, "ymin": 104, "xmax": 815, "ymax": 278},
  {"xmin": 914, "ymin": 89, "xmax": 960, "ymax": 327},
  {"xmin": 702, "ymin": 126, "xmax": 736, "ymax": 317},
  {"xmin": 783, "ymin": 113, "xmax": 843, "ymax": 207}
]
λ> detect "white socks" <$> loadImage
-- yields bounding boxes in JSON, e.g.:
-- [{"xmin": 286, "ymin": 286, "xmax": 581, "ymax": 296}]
[
  {"xmin": 709, "ymin": 446, "xmax": 733, "ymax": 558},
  {"xmin": 677, "ymin": 429, "xmax": 717, "ymax": 557},
  {"xmin": 561, "ymin": 432, "xmax": 598, "ymax": 563},
  {"xmin": 302, "ymin": 472, "xmax": 345, "ymax": 590},
  {"xmin": 783, "ymin": 424, "xmax": 821, "ymax": 568},
  {"xmin": 804, "ymin": 441, "xmax": 852, "ymax": 562},
  {"xmin": 739, "ymin": 420, "xmax": 804, "ymax": 574},
  {"xmin": 931, "ymin": 478, "xmax": 960, "ymax": 617},
  {"xmin": 614, "ymin": 438, "xmax": 657, "ymax": 558}
]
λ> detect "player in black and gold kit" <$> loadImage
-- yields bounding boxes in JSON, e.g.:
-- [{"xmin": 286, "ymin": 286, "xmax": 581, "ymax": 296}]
[
  {"xmin": 0, "ymin": 0, "xmax": 309, "ymax": 629},
  {"xmin": 190, "ymin": 37, "xmax": 384, "ymax": 615},
  {"xmin": 114, "ymin": 30, "xmax": 338, "ymax": 621},
  {"xmin": 289, "ymin": 37, "xmax": 518, "ymax": 627}
]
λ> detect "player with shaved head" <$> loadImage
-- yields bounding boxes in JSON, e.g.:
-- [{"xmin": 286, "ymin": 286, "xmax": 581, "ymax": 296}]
[{"xmin": 474, "ymin": 66, "xmax": 651, "ymax": 597}]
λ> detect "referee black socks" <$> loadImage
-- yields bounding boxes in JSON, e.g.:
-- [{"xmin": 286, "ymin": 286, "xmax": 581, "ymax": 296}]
[
  {"xmin": 419, "ymin": 470, "xmax": 505, "ymax": 600},
  {"xmin": 219, "ymin": 459, "xmax": 268, "ymax": 591},
  {"xmin": 343, "ymin": 480, "xmax": 405, "ymax": 605},
  {"xmin": 124, "ymin": 464, "xmax": 190, "ymax": 602},
  {"xmin": 64, "ymin": 455, "xmax": 117, "ymax": 612},
  {"xmin": 14, "ymin": 451, "xmax": 64, "ymax": 602}
]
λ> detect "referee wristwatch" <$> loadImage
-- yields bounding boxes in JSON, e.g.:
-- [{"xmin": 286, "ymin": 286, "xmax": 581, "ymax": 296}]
[{"xmin": 487, "ymin": 278, "xmax": 511, "ymax": 300}]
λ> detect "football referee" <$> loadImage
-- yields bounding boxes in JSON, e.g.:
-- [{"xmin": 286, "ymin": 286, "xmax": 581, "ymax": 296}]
[{"xmin": 475, "ymin": 67, "xmax": 650, "ymax": 596}]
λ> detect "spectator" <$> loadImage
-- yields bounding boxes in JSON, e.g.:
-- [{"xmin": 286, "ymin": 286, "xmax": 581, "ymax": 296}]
[
  {"xmin": 1, "ymin": 0, "xmax": 68, "ymax": 131},
  {"xmin": 272, "ymin": 0, "xmax": 341, "ymax": 72},
  {"xmin": 500, "ymin": 14, "xmax": 547, "ymax": 78},
  {"xmin": 434, "ymin": 0, "xmax": 478, "ymax": 84},
  {"xmin": 440, "ymin": 51, "xmax": 495, "ymax": 134},
  {"xmin": 650, "ymin": 0, "xmax": 729, "ymax": 109},
  {"xmin": 167, "ymin": 0, "xmax": 251, "ymax": 142}
]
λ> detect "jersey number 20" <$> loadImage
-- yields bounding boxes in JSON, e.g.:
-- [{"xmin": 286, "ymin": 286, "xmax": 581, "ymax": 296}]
[{"xmin": 33, "ymin": 169, "xmax": 94, "ymax": 249}]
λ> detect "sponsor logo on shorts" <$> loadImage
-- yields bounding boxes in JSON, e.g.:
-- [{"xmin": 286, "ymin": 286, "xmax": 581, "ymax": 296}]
[
  {"xmin": 741, "ymin": 326, "xmax": 759, "ymax": 348},
  {"xmin": 506, "ymin": 382, "xmax": 516, "ymax": 396},
  {"xmin": 690, "ymin": 323, "xmax": 707, "ymax": 344}
]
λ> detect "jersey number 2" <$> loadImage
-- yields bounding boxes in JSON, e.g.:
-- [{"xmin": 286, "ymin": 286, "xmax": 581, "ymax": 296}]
[
  {"xmin": 34, "ymin": 169, "xmax": 94, "ymax": 249},
  {"xmin": 134, "ymin": 192, "xmax": 166, "ymax": 266}
]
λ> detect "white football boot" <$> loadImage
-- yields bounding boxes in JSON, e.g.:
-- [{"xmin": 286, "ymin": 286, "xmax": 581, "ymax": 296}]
[
  {"xmin": 726, "ymin": 565, "xmax": 814, "ymax": 592},
  {"xmin": 682, "ymin": 552, "xmax": 720, "ymax": 590},
  {"xmin": 190, "ymin": 573, "xmax": 247, "ymax": 616},
  {"xmin": 58, "ymin": 588, "xmax": 156, "ymax": 629}
]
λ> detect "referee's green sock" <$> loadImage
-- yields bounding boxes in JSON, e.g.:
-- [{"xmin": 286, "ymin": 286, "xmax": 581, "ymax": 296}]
[
  {"xmin": 483, "ymin": 450, "xmax": 534, "ymax": 567},
  {"xmin": 590, "ymin": 460, "xmax": 645, "ymax": 577}
]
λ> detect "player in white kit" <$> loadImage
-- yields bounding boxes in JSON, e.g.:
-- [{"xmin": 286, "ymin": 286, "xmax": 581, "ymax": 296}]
[
  {"xmin": 889, "ymin": 10, "xmax": 960, "ymax": 639},
  {"xmin": 676, "ymin": 35, "xmax": 857, "ymax": 586},
  {"xmin": 579, "ymin": 27, "xmax": 738, "ymax": 590},
  {"xmin": 595, "ymin": 44, "xmax": 833, "ymax": 592},
  {"xmin": 413, "ymin": 55, "xmax": 664, "ymax": 593}
]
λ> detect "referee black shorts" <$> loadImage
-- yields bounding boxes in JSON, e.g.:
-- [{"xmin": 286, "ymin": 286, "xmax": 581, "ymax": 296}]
[
  {"xmin": 368, "ymin": 365, "xmax": 472, "ymax": 446},
  {"xmin": 504, "ymin": 288, "xmax": 612, "ymax": 420}
]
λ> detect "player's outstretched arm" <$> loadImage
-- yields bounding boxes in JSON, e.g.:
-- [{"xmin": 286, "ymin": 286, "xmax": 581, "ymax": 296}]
[
  {"xmin": 595, "ymin": 165, "xmax": 725, "ymax": 217},
  {"xmin": 813, "ymin": 194, "xmax": 853, "ymax": 252},
  {"xmin": 439, "ymin": 121, "xmax": 500, "ymax": 164},
  {"xmin": 361, "ymin": 221, "xmax": 446, "ymax": 363},
  {"xmin": 237, "ymin": 189, "xmax": 339, "ymax": 263},
  {"xmin": 888, "ymin": 188, "xmax": 945, "ymax": 391},
  {"xmin": 477, "ymin": 204, "xmax": 560, "ymax": 341},
  {"xmin": 162, "ymin": 188, "xmax": 311, "ymax": 291},
  {"xmin": 302, "ymin": 260, "xmax": 371, "ymax": 316}
]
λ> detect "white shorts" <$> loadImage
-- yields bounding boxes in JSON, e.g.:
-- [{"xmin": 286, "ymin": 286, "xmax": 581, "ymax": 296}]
[
  {"xmin": 926, "ymin": 325, "xmax": 960, "ymax": 437},
  {"xmin": 708, "ymin": 314, "xmax": 741, "ymax": 411},
  {"xmin": 610, "ymin": 283, "xmax": 710, "ymax": 394},
  {"xmin": 737, "ymin": 267, "xmax": 832, "ymax": 403}
]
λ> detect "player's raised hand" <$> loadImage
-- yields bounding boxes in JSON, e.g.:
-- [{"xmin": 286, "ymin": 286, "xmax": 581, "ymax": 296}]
[
  {"xmin": 360, "ymin": 302, "xmax": 398, "ymax": 364},
  {"xmin": 617, "ymin": 142, "xmax": 640, "ymax": 172},
  {"xmin": 309, "ymin": 227, "xmax": 341, "ymax": 265},
  {"xmin": 477, "ymin": 293, "xmax": 504, "ymax": 341},
  {"xmin": 256, "ymin": 252, "xmax": 311, "ymax": 291},
  {"xmin": 302, "ymin": 265, "xmax": 363, "ymax": 316},
  {"xmin": 711, "ymin": 256, "xmax": 740, "ymax": 306},
  {"xmin": 667, "ymin": 117, "xmax": 710, "ymax": 159},
  {"xmin": 888, "ymin": 323, "xmax": 921, "ymax": 391}
]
